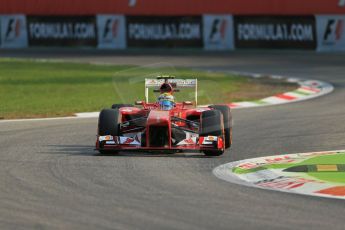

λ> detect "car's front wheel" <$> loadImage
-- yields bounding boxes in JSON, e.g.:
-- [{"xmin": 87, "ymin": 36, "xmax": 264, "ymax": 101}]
[
  {"xmin": 200, "ymin": 110, "xmax": 225, "ymax": 156},
  {"xmin": 98, "ymin": 109, "xmax": 120, "ymax": 154},
  {"xmin": 209, "ymin": 105, "xmax": 232, "ymax": 149}
]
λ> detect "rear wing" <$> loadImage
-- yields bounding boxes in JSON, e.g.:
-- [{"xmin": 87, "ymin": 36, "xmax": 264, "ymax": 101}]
[{"xmin": 145, "ymin": 78, "xmax": 198, "ymax": 105}]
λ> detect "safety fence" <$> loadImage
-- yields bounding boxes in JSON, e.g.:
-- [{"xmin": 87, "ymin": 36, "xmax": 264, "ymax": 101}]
[{"xmin": 0, "ymin": 14, "xmax": 344, "ymax": 51}]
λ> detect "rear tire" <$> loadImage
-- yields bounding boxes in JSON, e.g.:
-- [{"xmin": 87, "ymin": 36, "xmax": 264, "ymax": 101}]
[
  {"xmin": 209, "ymin": 105, "xmax": 232, "ymax": 149},
  {"xmin": 98, "ymin": 109, "xmax": 120, "ymax": 154},
  {"xmin": 200, "ymin": 110, "xmax": 224, "ymax": 156},
  {"xmin": 111, "ymin": 104, "xmax": 133, "ymax": 109}
]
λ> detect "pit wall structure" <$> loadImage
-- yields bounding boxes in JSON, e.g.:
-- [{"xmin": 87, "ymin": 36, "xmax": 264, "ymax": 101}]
[{"xmin": 0, "ymin": 0, "xmax": 344, "ymax": 51}]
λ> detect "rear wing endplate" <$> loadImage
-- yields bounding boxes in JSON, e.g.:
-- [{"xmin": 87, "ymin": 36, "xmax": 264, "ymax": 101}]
[{"xmin": 145, "ymin": 78, "xmax": 198, "ymax": 105}]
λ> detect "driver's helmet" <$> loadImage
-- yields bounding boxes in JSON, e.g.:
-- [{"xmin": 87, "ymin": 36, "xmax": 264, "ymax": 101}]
[
  {"xmin": 160, "ymin": 83, "xmax": 173, "ymax": 93},
  {"xmin": 159, "ymin": 100, "xmax": 174, "ymax": 111}
]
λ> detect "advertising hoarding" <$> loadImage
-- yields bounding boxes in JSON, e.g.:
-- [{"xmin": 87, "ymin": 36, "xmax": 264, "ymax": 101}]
[
  {"xmin": 234, "ymin": 16, "xmax": 317, "ymax": 49},
  {"xmin": 126, "ymin": 16, "xmax": 203, "ymax": 48},
  {"xmin": 97, "ymin": 15, "xmax": 126, "ymax": 49},
  {"xmin": 0, "ymin": 15, "xmax": 28, "ymax": 48},
  {"xmin": 316, "ymin": 15, "xmax": 345, "ymax": 51},
  {"xmin": 203, "ymin": 15, "xmax": 234, "ymax": 50},
  {"xmin": 27, "ymin": 16, "xmax": 97, "ymax": 47}
]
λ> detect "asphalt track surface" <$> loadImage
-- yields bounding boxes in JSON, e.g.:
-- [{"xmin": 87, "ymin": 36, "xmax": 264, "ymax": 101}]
[{"xmin": 1, "ymin": 50, "xmax": 345, "ymax": 229}]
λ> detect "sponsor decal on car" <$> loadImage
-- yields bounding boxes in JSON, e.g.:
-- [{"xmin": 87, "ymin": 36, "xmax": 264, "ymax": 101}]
[
  {"xmin": 199, "ymin": 136, "xmax": 218, "ymax": 145},
  {"xmin": 119, "ymin": 107, "xmax": 141, "ymax": 113},
  {"xmin": 195, "ymin": 108, "xmax": 209, "ymax": 113},
  {"xmin": 121, "ymin": 109, "xmax": 133, "ymax": 112},
  {"xmin": 105, "ymin": 141, "xmax": 116, "ymax": 145},
  {"xmin": 119, "ymin": 136, "xmax": 140, "ymax": 145},
  {"xmin": 145, "ymin": 78, "xmax": 197, "ymax": 87},
  {"xmin": 99, "ymin": 135, "xmax": 114, "ymax": 141},
  {"xmin": 177, "ymin": 137, "xmax": 197, "ymax": 146}
]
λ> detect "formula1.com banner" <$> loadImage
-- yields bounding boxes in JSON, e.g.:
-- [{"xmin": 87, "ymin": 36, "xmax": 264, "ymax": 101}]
[
  {"xmin": 97, "ymin": 15, "xmax": 126, "ymax": 49},
  {"xmin": 234, "ymin": 16, "xmax": 317, "ymax": 50},
  {"xmin": 316, "ymin": 15, "xmax": 345, "ymax": 52},
  {"xmin": 0, "ymin": 15, "xmax": 28, "ymax": 48},
  {"xmin": 27, "ymin": 16, "xmax": 97, "ymax": 47},
  {"xmin": 203, "ymin": 15, "xmax": 234, "ymax": 50},
  {"xmin": 126, "ymin": 16, "xmax": 203, "ymax": 48}
]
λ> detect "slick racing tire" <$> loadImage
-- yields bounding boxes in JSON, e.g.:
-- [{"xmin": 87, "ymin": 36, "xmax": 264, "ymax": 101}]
[
  {"xmin": 111, "ymin": 104, "xmax": 134, "ymax": 109},
  {"xmin": 98, "ymin": 109, "xmax": 120, "ymax": 136},
  {"xmin": 98, "ymin": 109, "xmax": 120, "ymax": 154},
  {"xmin": 209, "ymin": 105, "xmax": 232, "ymax": 149},
  {"xmin": 200, "ymin": 110, "xmax": 224, "ymax": 156},
  {"xmin": 203, "ymin": 150, "xmax": 224, "ymax": 157},
  {"xmin": 99, "ymin": 149, "xmax": 116, "ymax": 155},
  {"xmin": 200, "ymin": 110, "xmax": 223, "ymax": 136}
]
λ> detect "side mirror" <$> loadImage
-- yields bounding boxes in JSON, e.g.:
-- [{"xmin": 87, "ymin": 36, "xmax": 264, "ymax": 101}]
[
  {"xmin": 135, "ymin": 101, "xmax": 144, "ymax": 105},
  {"xmin": 183, "ymin": 101, "xmax": 193, "ymax": 106}
]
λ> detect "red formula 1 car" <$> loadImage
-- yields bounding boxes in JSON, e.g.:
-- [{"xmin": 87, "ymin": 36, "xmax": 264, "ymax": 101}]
[{"xmin": 96, "ymin": 76, "xmax": 232, "ymax": 156}]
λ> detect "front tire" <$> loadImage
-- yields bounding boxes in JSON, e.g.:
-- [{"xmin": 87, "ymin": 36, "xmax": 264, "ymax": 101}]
[
  {"xmin": 203, "ymin": 150, "xmax": 224, "ymax": 156},
  {"xmin": 209, "ymin": 105, "xmax": 232, "ymax": 149},
  {"xmin": 200, "ymin": 110, "xmax": 224, "ymax": 156},
  {"xmin": 98, "ymin": 109, "xmax": 120, "ymax": 136},
  {"xmin": 98, "ymin": 109, "xmax": 120, "ymax": 154}
]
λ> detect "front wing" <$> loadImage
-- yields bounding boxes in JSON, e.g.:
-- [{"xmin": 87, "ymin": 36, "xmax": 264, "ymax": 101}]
[{"xmin": 96, "ymin": 135, "xmax": 224, "ymax": 152}]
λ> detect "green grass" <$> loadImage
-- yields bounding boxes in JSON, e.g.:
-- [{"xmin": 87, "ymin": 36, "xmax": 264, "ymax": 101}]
[
  {"xmin": 303, "ymin": 154, "xmax": 345, "ymax": 184},
  {"xmin": 0, "ymin": 58, "xmax": 297, "ymax": 119},
  {"xmin": 233, "ymin": 152, "xmax": 345, "ymax": 184}
]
